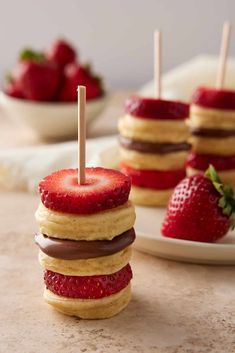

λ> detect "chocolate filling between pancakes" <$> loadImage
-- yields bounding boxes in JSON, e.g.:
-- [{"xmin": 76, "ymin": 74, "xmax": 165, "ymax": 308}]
[
  {"xmin": 35, "ymin": 228, "xmax": 135, "ymax": 260},
  {"xmin": 119, "ymin": 135, "xmax": 190, "ymax": 154},
  {"xmin": 191, "ymin": 127, "xmax": 235, "ymax": 138}
]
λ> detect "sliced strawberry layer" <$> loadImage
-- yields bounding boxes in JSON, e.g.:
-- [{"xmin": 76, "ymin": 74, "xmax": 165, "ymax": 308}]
[
  {"xmin": 124, "ymin": 96, "xmax": 189, "ymax": 120},
  {"xmin": 187, "ymin": 152, "xmax": 235, "ymax": 171},
  {"xmin": 120, "ymin": 162, "xmax": 186, "ymax": 190},
  {"xmin": 44, "ymin": 264, "xmax": 132, "ymax": 299},
  {"xmin": 39, "ymin": 168, "xmax": 131, "ymax": 214},
  {"xmin": 192, "ymin": 86, "xmax": 235, "ymax": 110}
]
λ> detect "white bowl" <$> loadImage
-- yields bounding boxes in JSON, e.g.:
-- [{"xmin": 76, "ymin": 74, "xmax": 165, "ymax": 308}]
[{"xmin": 0, "ymin": 91, "xmax": 108, "ymax": 139}]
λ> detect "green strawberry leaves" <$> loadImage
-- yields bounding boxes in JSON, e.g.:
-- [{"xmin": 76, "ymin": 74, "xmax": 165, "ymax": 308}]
[
  {"xmin": 205, "ymin": 165, "xmax": 235, "ymax": 228},
  {"xmin": 205, "ymin": 164, "xmax": 221, "ymax": 183},
  {"xmin": 19, "ymin": 48, "xmax": 45, "ymax": 62},
  {"xmin": 5, "ymin": 72, "xmax": 14, "ymax": 83}
]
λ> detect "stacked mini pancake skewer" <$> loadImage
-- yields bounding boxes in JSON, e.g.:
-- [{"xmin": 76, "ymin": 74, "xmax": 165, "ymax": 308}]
[
  {"xmin": 186, "ymin": 22, "xmax": 235, "ymax": 188},
  {"xmin": 35, "ymin": 87, "xmax": 136, "ymax": 319},
  {"xmin": 187, "ymin": 87, "xmax": 235, "ymax": 187},
  {"xmin": 119, "ymin": 96, "xmax": 190, "ymax": 206},
  {"xmin": 35, "ymin": 167, "xmax": 135, "ymax": 319},
  {"xmin": 118, "ymin": 31, "xmax": 190, "ymax": 206}
]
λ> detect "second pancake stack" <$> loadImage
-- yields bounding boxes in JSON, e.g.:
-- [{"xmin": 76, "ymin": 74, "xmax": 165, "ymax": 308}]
[{"xmin": 118, "ymin": 96, "xmax": 190, "ymax": 206}]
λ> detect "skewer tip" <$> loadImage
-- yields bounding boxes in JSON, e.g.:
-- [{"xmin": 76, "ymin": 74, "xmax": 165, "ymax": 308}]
[
  {"xmin": 77, "ymin": 85, "xmax": 86, "ymax": 185},
  {"xmin": 154, "ymin": 30, "xmax": 162, "ymax": 99}
]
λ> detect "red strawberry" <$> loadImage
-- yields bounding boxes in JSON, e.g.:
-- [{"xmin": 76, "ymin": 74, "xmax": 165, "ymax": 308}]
[
  {"xmin": 86, "ymin": 77, "xmax": 102, "ymax": 100},
  {"xmin": 4, "ymin": 81, "xmax": 24, "ymax": 99},
  {"xmin": 125, "ymin": 96, "xmax": 189, "ymax": 120},
  {"xmin": 58, "ymin": 63, "xmax": 90, "ymax": 101},
  {"xmin": 44, "ymin": 264, "xmax": 132, "ymax": 299},
  {"xmin": 192, "ymin": 86, "xmax": 235, "ymax": 110},
  {"xmin": 120, "ymin": 162, "xmax": 185, "ymax": 190},
  {"xmin": 39, "ymin": 167, "xmax": 131, "ymax": 214},
  {"xmin": 46, "ymin": 39, "xmax": 76, "ymax": 70},
  {"xmin": 59, "ymin": 62, "xmax": 103, "ymax": 102},
  {"xmin": 11, "ymin": 49, "xmax": 60, "ymax": 101},
  {"xmin": 161, "ymin": 165, "xmax": 235, "ymax": 242},
  {"xmin": 187, "ymin": 152, "xmax": 235, "ymax": 171}
]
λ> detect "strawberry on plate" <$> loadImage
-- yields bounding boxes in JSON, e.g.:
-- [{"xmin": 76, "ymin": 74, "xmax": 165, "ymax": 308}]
[
  {"xmin": 46, "ymin": 39, "xmax": 76, "ymax": 70},
  {"xmin": 39, "ymin": 167, "xmax": 131, "ymax": 214},
  {"xmin": 12, "ymin": 49, "xmax": 60, "ymax": 101},
  {"xmin": 161, "ymin": 165, "xmax": 235, "ymax": 242},
  {"xmin": 44, "ymin": 264, "xmax": 132, "ymax": 299}
]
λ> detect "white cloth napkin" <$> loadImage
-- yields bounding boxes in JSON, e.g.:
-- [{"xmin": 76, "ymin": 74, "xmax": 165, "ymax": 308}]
[
  {"xmin": 2, "ymin": 55, "xmax": 235, "ymax": 193},
  {"xmin": 0, "ymin": 136, "xmax": 117, "ymax": 193},
  {"xmin": 140, "ymin": 55, "xmax": 235, "ymax": 102}
]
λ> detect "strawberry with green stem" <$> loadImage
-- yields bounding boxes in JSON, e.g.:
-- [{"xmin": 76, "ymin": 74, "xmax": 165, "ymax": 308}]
[
  {"xmin": 161, "ymin": 165, "xmax": 235, "ymax": 242},
  {"xmin": 8, "ymin": 48, "xmax": 60, "ymax": 101}
]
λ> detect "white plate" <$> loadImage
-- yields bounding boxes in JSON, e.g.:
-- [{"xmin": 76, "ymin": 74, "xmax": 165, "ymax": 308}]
[
  {"xmin": 99, "ymin": 144, "xmax": 235, "ymax": 265},
  {"xmin": 135, "ymin": 206, "xmax": 235, "ymax": 265}
]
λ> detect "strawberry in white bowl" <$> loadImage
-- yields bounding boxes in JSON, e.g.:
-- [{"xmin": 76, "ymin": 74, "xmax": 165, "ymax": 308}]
[{"xmin": 1, "ymin": 39, "xmax": 107, "ymax": 139}]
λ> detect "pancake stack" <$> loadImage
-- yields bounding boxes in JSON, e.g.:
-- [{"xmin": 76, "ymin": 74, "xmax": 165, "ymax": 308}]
[
  {"xmin": 118, "ymin": 96, "xmax": 190, "ymax": 206},
  {"xmin": 186, "ymin": 87, "xmax": 235, "ymax": 187},
  {"xmin": 35, "ymin": 167, "xmax": 136, "ymax": 319}
]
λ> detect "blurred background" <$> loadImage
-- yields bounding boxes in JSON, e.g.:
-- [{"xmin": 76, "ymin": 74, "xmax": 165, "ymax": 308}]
[{"xmin": 1, "ymin": 0, "xmax": 235, "ymax": 89}]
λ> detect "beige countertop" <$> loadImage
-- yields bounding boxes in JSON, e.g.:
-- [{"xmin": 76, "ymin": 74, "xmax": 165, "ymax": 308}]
[
  {"xmin": 0, "ymin": 92, "xmax": 234, "ymax": 352},
  {"xmin": 1, "ymin": 192, "xmax": 234, "ymax": 353}
]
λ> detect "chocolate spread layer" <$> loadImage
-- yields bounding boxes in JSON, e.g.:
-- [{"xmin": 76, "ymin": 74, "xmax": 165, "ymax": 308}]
[
  {"xmin": 191, "ymin": 127, "xmax": 235, "ymax": 138},
  {"xmin": 119, "ymin": 135, "xmax": 190, "ymax": 154},
  {"xmin": 35, "ymin": 228, "xmax": 135, "ymax": 260}
]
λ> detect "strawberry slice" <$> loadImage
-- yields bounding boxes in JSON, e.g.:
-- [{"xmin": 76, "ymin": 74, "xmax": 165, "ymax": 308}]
[
  {"xmin": 39, "ymin": 167, "xmax": 131, "ymax": 214},
  {"xmin": 187, "ymin": 152, "xmax": 235, "ymax": 171},
  {"xmin": 120, "ymin": 162, "xmax": 186, "ymax": 190},
  {"xmin": 125, "ymin": 96, "xmax": 189, "ymax": 120},
  {"xmin": 44, "ymin": 264, "xmax": 132, "ymax": 299},
  {"xmin": 192, "ymin": 86, "xmax": 235, "ymax": 110}
]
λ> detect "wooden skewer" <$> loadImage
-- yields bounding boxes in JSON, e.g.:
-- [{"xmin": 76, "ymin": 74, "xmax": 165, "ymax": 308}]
[
  {"xmin": 215, "ymin": 21, "xmax": 232, "ymax": 89},
  {"xmin": 77, "ymin": 86, "xmax": 86, "ymax": 184},
  {"xmin": 154, "ymin": 30, "xmax": 162, "ymax": 99}
]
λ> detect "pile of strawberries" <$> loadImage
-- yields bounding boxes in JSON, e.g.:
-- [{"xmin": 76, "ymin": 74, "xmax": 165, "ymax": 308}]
[{"xmin": 4, "ymin": 39, "xmax": 104, "ymax": 102}]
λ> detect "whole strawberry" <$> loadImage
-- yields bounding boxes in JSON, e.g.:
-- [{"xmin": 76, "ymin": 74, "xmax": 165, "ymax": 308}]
[
  {"xmin": 46, "ymin": 39, "xmax": 76, "ymax": 70},
  {"xmin": 161, "ymin": 165, "xmax": 235, "ymax": 242},
  {"xmin": 4, "ymin": 81, "xmax": 24, "ymax": 99},
  {"xmin": 59, "ymin": 62, "xmax": 103, "ymax": 102},
  {"xmin": 12, "ymin": 49, "xmax": 60, "ymax": 101},
  {"xmin": 86, "ymin": 76, "xmax": 103, "ymax": 100}
]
